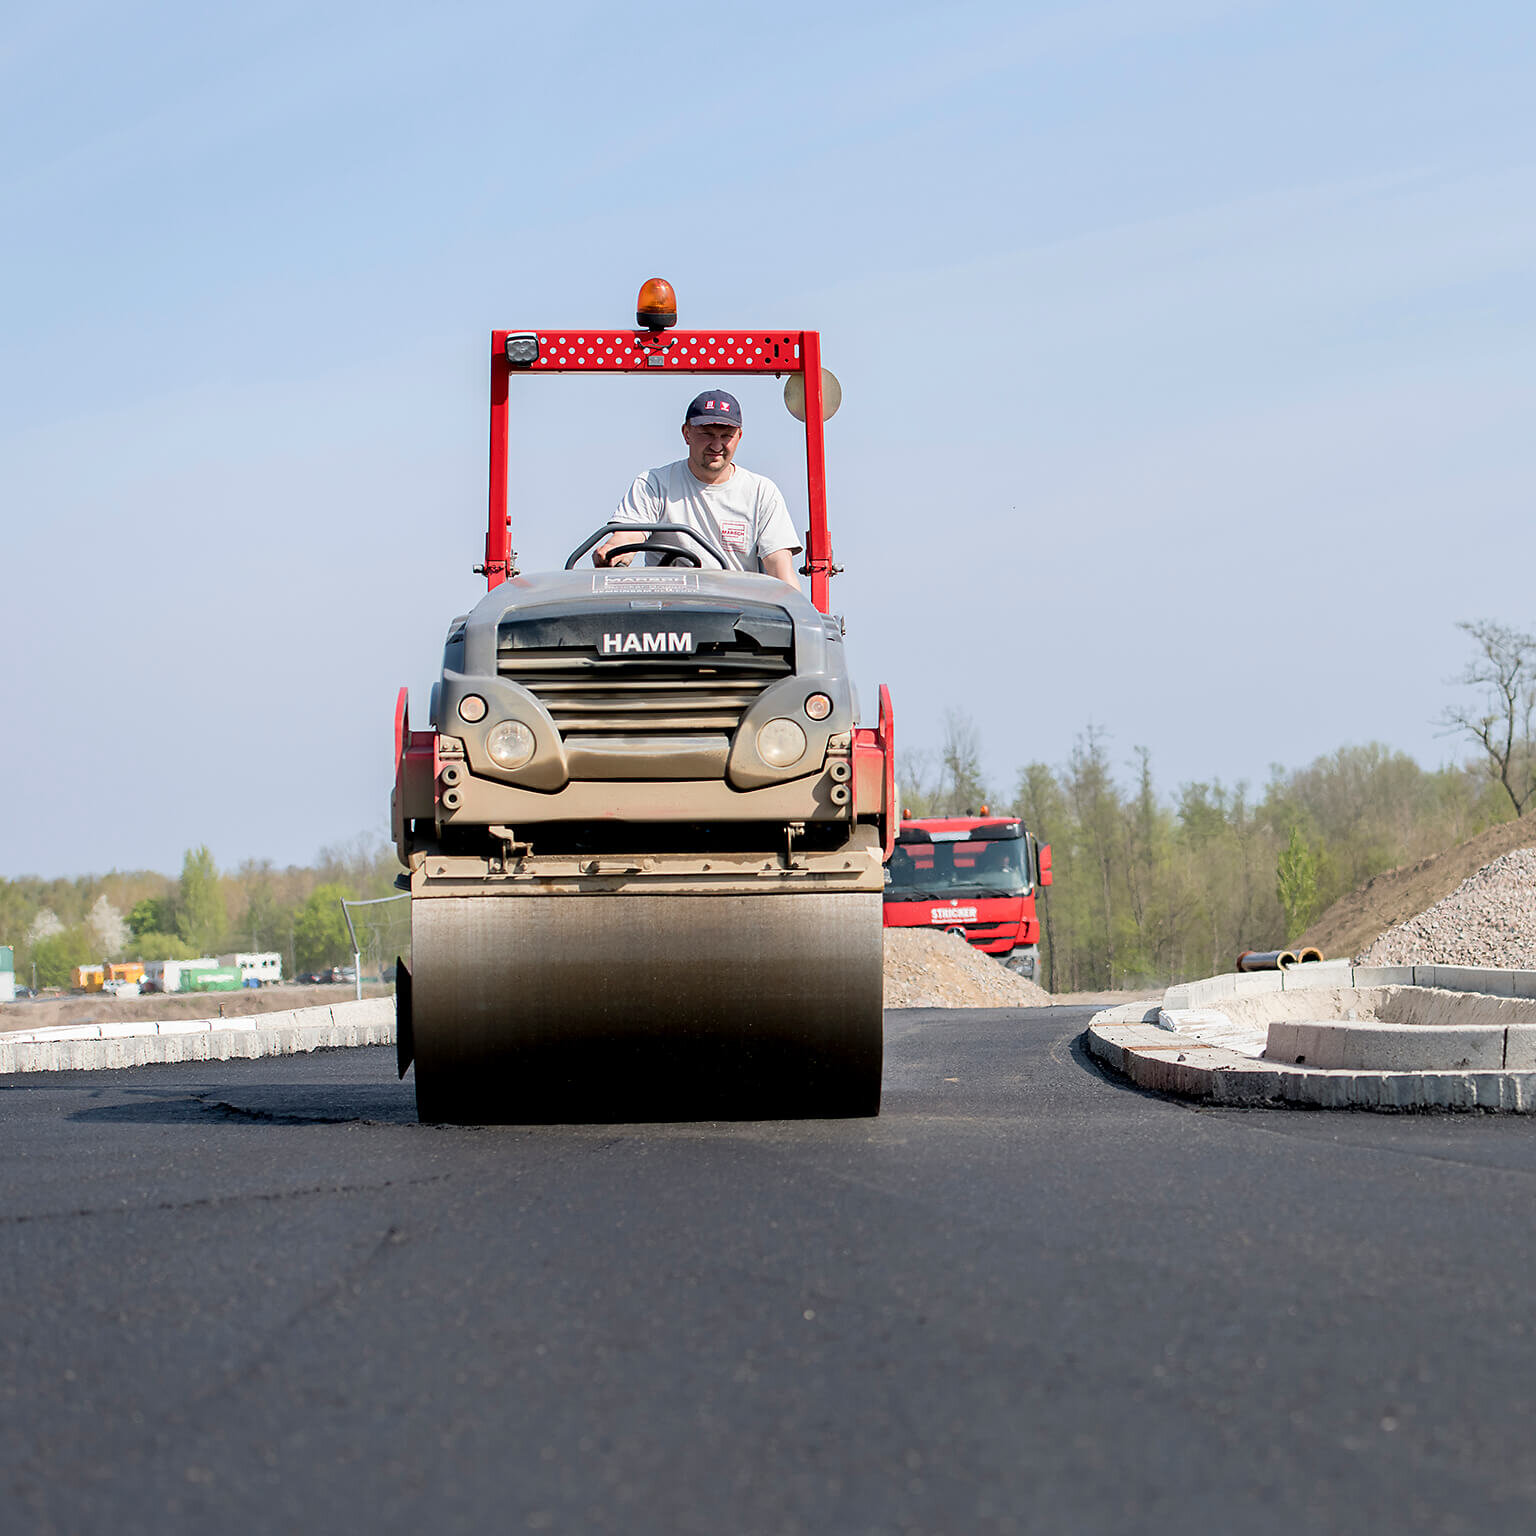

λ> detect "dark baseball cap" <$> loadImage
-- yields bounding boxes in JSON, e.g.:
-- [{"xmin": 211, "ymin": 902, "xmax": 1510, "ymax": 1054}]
[{"xmin": 685, "ymin": 390, "xmax": 742, "ymax": 428}]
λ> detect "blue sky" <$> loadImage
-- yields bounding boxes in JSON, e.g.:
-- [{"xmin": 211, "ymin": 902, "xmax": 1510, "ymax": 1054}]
[{"xmin": 4, "ymin": 0, "xmax": 1533, "ymax": 876}]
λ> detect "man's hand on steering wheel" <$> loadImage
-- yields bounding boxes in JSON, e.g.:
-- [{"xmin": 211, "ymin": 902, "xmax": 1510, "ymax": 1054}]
[
  {"xmin": 595, "ymin": 539, "xmax": 701, "ymax": 569},
  {"xmin": 594, "ymin": 542, "xmax": 641, "ymax": 569}
]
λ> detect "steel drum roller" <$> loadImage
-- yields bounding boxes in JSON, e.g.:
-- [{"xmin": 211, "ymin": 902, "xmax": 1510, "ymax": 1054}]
[{"xmin": 408, "ymin": 891, "xmax": 883, "ymax": 1122}]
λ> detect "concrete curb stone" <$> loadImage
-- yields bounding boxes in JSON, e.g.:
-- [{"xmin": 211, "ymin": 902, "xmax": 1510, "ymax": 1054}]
[
  {"xmin": 1087, "ymin": 964, "xmax": 1536, "ymax": 1113},
  {"xmin": 0, "ymin": 997, "xmax": 396, "ymax": 1075},
  {"xmin": 1265, "ymin": 1020, "xmax": 1507, "ymax": 1071}
]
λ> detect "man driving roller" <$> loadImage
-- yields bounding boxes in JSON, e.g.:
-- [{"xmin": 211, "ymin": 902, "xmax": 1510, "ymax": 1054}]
[{"xmin": 594, "ymin": 390, "xmax": 802, "ymax": 588}]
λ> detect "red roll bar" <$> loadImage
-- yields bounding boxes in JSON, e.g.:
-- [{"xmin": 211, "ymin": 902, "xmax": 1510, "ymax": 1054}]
[{"xmin": 484, "ymin": 310, "xmax": 837, "ymax": 612}]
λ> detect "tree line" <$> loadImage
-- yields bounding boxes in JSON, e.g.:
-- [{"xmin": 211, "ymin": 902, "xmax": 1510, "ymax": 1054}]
[
  {"xmin": 897, "ymin": 619, "xmax": 1535, "ymax": 991},
  {"xmin": 900, "ymin": 719, "xmax": 1514, "ymax": 991},
  {"xmin": 0, "ymin": 745, "xmax": 1517, "ymax": 994},
  {"xmin": 2, "ymin": 837, "xmax": 402, "ymax": 989}
]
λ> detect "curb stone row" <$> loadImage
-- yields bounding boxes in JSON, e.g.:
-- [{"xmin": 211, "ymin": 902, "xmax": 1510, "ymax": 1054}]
[
  {"xmin": 1087, "ymin": 962, "xmax": 1536, "ymax": 1112},
  {"xmin": 0, "ymin": 998, "xmax": 397, "ymax": 1074}
]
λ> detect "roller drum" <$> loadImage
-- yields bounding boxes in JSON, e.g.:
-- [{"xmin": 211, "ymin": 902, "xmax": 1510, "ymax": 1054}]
[{"xmin": 409, "ymin": 891, "xmax": 883, "ymax": 1123}]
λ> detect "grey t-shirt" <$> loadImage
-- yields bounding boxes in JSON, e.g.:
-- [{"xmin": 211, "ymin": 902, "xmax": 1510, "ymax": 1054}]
[{"xmin": 612, "ymin": 460, "xmax": 802, "ymax": 572}]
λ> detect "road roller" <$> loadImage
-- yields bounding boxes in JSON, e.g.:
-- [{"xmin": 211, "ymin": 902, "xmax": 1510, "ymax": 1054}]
[{"xmin": 391, "ymin": 280, "xmax": 896, "ymax": 1123}]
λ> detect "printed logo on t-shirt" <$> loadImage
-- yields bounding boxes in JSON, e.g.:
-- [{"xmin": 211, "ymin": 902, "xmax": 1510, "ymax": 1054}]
[{"xmin": 718, "ymin": 517, "xmax": 748, "ymax": 551}]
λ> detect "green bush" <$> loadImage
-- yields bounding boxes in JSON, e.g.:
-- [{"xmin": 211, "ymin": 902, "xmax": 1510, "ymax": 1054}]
[
  {"xmin": 32, "ymin": 927, "xmax": 95, "ymax": 988},
  {"xmin": 132, "ymin": 931, "xmax": 197, "ymax": 962},
  {"xmin": 294, "ymin": 883, "xmax": 355, "ymax": 971}
]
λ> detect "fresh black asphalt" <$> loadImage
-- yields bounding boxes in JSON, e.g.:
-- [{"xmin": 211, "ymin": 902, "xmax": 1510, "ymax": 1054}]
[{"xmin": 4, "ymin": 1005, "xmax": 1535, "ymax": 1535}]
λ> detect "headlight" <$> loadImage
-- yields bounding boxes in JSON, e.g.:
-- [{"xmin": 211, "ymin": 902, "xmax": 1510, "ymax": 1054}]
[
  {"xmin": 756, "ymin": 717, "xmax": 807, "ymax": 768},
  {"xmin": 804, "ymin": 693, "xmax": 832, "ymax": 721},
  {"xmin": 485, "ymin": 719, "xmax": 537, "ymax": 770},
  {"xmin": 458, "ymin": 694, "xmax": 487, "ymax": 723}
]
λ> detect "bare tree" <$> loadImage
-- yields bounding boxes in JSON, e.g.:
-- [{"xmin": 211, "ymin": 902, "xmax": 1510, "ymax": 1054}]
[
  {"xmin": 938, "ymin": 709, "xmax": 989, "ymax": 814},
  {"xmin": 1440, "ymin": 620, "xmax": 1536, "ymax": 817},
  {"xmin": 895, "ymin": 746, "xmax": 942, "ymax": 817}
]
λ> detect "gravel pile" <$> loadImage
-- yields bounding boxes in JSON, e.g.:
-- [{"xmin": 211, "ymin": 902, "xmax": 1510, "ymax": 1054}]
[
  {"xmin": 1356, "ymin": 848, "xmax": 1536, "ymax": 968},
  {"xmin": 884, "ymin": 928, "xmax": 1051, "ymax": 1008}
]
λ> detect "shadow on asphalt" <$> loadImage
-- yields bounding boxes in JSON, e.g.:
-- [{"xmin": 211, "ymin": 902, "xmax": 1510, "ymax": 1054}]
[
  {"xmin": 1063, "ymin": 1023, "xmax": 1203, "ymax": 1107},
  {"xmin": 47, "ymin": 1008, "xmax": 1153, "ymax": 1130}
]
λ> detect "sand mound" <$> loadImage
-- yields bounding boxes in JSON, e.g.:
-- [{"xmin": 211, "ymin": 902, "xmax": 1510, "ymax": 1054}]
[
  {"xmin": 1356, "ymin": 848, "xmax": 1536, "ymax": 968},
  {"xmin": 883, "ymin": 928, "xmax": 1051, "ymax": 1009}
]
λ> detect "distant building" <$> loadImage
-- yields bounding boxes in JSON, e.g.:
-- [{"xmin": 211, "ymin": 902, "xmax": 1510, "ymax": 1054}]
[
  {"xmin": 220, "ymin": 952, "xmax": 283, "ymax": 986},
  {"xmin": 142, "ymin": 958, "xmax": 220, "ymax": 993}
]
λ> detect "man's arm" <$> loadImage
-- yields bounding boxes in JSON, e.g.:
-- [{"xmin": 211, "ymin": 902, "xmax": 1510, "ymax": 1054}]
[
  {"xmin": 761, "ymin": 548, "xmax": 801, "ymax": 589},
  {"xmin": 756, "ymin": 481, "xmax": 802, "ymax": 589},
  {"xmin": 594, "ymin": 530, "xmax": 644, "ymax": 567},
  {"xmin": 595, "ymin": 473, "xmax": 662, "ymax": 566}
]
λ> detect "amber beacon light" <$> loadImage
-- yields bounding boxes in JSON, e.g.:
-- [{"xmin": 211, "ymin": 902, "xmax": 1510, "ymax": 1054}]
[{"xmin": 636, "ymin": 277, "xmax": 678, "ymax": 330}]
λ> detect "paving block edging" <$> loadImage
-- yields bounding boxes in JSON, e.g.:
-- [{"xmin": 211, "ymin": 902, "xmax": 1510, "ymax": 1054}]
[
  {"xmin": 1160, "ymin": 962, "xmax": 1536, "ymax": 1007},
  {"xmin": 1087, "ymin": 964, "xmax": 1536, "ymax": 1112},
  {"xmin": 0, "ymin": 998, "xmax": 397, "ymax": 1075}
]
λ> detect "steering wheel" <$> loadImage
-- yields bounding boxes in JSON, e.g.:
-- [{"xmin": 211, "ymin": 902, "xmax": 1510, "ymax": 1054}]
[
  {"xmin": 599, "ymin": 541, "xmax": 701, "ymax": 569},
  {"xmin": 565, "ymin": 520, "xmax": 730, "ymax": 572}
]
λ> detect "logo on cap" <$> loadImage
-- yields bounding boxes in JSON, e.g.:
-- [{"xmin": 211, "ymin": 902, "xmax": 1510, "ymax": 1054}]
[{"xmin": 686, "ymin": 389, "xmax": 742, "ymax": 426}]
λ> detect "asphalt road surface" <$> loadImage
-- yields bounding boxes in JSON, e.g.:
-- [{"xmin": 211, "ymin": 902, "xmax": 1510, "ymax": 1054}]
[{"xmin": 5, "ymin": 1005, "xmax": 1536, "ymax": 1535}]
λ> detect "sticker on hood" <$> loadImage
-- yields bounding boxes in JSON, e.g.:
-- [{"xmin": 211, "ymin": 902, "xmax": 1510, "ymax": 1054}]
[{"xmin": 595, "ymin": 572, "xmax": 700, "ymax": 594}]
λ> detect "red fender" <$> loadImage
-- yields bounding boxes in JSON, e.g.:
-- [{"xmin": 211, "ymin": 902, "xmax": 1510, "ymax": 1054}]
[{"xmin": 851, "ymin": 683, "xmax": 896, "ymax": 861}]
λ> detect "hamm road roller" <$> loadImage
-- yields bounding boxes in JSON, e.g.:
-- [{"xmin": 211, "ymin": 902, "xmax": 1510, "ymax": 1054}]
[{"xmin": 392, "ymin": 280, "xmax": 895, "ymax": 1123}]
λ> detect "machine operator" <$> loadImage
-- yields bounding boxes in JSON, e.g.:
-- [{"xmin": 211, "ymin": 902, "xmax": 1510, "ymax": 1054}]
[{"xmin": 593, "ymin": 390, "xmax": 802, "ymax": 588}]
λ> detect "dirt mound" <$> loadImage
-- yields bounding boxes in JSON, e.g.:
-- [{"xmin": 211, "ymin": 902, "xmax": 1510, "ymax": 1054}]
[
  {"xmin": 1297, "ymin": 817, "xmax": 1536, "ymax": 963},
  {"xmin": 0, "ymin": 984, "xmax": 393, "ymax": 1036},
  {"xmin": 1356, "ymin": 848, "xmax": 1536, "ymax": 968},
  {"xmin": 883, "ymin": 928, "xmax": 1051, "ymax": 1009}
]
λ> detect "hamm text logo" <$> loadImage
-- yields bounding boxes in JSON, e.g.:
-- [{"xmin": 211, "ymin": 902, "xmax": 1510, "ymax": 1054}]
[{"xmin": 601, "ymin": 632, "xmax": 694, "ymax": 655}]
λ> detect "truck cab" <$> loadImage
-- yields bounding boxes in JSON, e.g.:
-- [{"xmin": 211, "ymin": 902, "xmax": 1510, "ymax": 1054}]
[{"xmin": 882, "ymin": 815, "xmax": 1052, "ymax": 982}]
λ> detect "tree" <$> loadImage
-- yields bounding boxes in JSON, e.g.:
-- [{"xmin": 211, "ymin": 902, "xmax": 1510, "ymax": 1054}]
[
  {"xmin": 293, "ymin": 883, "xmax": 355, "ymax": 972},
  {"xmin": 32, "ymin": 927, "xmax": 93, "ymax": 988},
  {"xmin": 27, "ymin": 909, "xmax": 64, "ymax": 945},
  {"xmin": 895, "ymin": 747, "xmax": 942, "ymax": 818},
  {"xmin": 176, "ymin": 846, "xmax": 225, "ymax": 954},
  {"xmin": 87, "ymin": 896, "xmax": 128, "ymax": 957},
  {"xmin": 315, "ymin": 835, "xmax": 401, "ymax": 900},
  {"xmin": 1275, "ymin": 826, "xmax": 1319, "ymax": 942},
  {"xmin": 1441, "ymin": 620, "xmax": 1536, "ymax": 817},
  {"xmin": 128, "ymin": 897, "xmax": 174, "ymax": 938},
  {"xmin": 1014, "ymin": 761, "xmax": 1069, "ymax": 992},
  {"xmin": 938, "ymin": 710, "xmax": 989, "ymax": 814},
  {"xmin": 133, "ymin": 932, "xmax": 197, "ymax": 962},
  {"xmin": 230, "ymin": 862, "xmax": 292, "ymax": 954},
  {"xmin": 1068, "ymin": 727, "xmax": 1121, "ymax": 988}
]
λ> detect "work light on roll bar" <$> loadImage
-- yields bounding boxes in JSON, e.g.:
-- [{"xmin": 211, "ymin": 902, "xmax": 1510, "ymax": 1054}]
[{"xmin": 504, "ymin": 332, "xmax": 539, "ymax": 366}]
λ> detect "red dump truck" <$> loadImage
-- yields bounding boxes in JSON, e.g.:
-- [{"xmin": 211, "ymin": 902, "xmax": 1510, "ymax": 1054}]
[{"xmin": 882, "ymin": 814, "xmax": 1052, "ymax": 981}]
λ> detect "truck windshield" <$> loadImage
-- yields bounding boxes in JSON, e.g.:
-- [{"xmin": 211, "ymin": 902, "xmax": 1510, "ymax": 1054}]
[{"xmin": 884, "ymin": 838, "xmax": 1032, "ymax": 901}]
